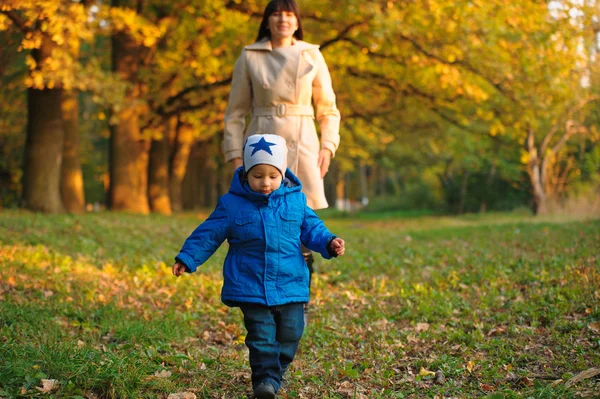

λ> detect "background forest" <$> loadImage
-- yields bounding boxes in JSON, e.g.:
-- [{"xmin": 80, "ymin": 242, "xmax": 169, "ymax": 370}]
[{"xmin": 1, "ymin": 0, "xmax": 600, "ymax": 216}]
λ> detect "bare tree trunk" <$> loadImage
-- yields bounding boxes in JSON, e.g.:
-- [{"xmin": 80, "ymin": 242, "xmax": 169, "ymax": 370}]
[
  {"xmin": 109, "ymin": 31, "xmax": 150, "ymax": 213},
  {"xmin": 23, "ymin": 87, "xmax": 65, "ymax": 213},
  {"xmin": 182, "ymin": 140, "xmax": 209, "ymax": 210},
  {"xmin": 169, "ymin": 122, "xmax": 194, "ymax": 212},
  {"xmin": 359, "ymin": 162, "xmax": 369, "ymax": 207},
  {"xmin": 529, "ymin": 166, "xmax": 548, "ymax": 215},
  {"xmin": 60, "ymin": 90, "xmax": 85, "ymax": 213},
  {"xmin": 457, "ymin": 170, "xmax": 470, "ymax": 215},
  {"xmin": 148, "ymin": 126, "xmax": 171, "ymax": 214},
  {"xmin": 335, "ymin": 169, "xmax": 345, "ymax": 211},
  {"xmin": 109, "ymin": 112, "xmax": 150, "ymax": 213},
  {"xmin": 480, "ymin": 161, "xmax": 497, "ymax": 213},
  {"xmin": 527, "ymin": 128, "xmax": 548, "ymax": 215},
  {"xmin": 217, "ymin": 136, "xmax": 232, "ymax": 199},
  {"xmin": 22, "ymin": 36, "xmax": 65, "ymax": 213}
]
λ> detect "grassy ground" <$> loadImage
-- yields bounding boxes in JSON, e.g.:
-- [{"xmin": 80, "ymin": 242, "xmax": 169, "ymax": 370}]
[{"xmin": 0, "ymin": 210, "xmax": 599, "ymax": 399}]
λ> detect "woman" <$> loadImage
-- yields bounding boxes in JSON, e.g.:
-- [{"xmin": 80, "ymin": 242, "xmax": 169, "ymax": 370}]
[
  {"xmin": 222, "ymin": 0, "xmax": 341, "ymax": 211},
  {"xmin": 222, "ymin": 0, "xmax": 341, "ymax": 327}
]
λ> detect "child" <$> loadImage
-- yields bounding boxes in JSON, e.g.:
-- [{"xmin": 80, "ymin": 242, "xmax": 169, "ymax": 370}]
[{"xmin": 172, "ymin": 134, "xmax": 345, "ymax": 399}]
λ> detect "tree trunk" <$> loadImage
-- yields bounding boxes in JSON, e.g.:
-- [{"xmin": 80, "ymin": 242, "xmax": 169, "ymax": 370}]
[
  {"xmin": 480, "ymin": 161, "xmax": 497, "ymax": 213},
  {"xmin": 527, "ymin": 128, "xmax": 548, "ymax": 215},
  {"xmin": 169, "ymin": 122, "xmax": 194, "ymax": 212},
  {"xmin": 23, "ymin": 87, "xmax": 65, "ymax": 213},
  {"xmin": 148, "ymin": 127, "xmax": 171, "ymax": 214},
  {"xmin": 457, "ymin": 170, "xmax": 470, "ymax": 215},
  {"xmin": 109, "ymin": 31, "xmax": 149, "ymax": 213},
  {"xmin": 359, "ymin": 162, "xmax": 369, "ymax": 207},
  {"xmin": 60, "ymin": 90, "xmax": 85, "ymax": 213},
  {"xmin": 182, "ymin": 140, "xmax": 209, "ymax": 210},
  {"xmin": 529, "ymin": 164, "xmax": 548, "ymax": 215},
  {"xmin": 335, "ymin": 169, "xmax": 345, "ymax": 211}
]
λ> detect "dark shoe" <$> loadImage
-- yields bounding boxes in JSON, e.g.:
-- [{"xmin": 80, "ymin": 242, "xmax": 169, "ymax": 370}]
[{"xmin": 253, "ymin": 382, "xmax": 276, "ymax": 399}]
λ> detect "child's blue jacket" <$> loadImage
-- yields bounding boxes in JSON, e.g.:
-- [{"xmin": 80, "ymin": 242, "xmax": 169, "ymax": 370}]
[{"xmin": 175, "ymin": 167, "xmax": 336, "ymax": 307}]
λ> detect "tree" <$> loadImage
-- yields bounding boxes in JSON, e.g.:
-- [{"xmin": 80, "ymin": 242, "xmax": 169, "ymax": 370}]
[{"xmin": 1, "ymin": 0, "xmax": 97, "ymax": 213}]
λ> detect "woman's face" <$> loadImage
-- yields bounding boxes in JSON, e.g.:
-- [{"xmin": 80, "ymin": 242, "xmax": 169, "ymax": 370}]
[
  {"xmin": 268, "ymin": 10, "xmax": 298, "ymax": 41},
  {"xmin": 247, "ymin": 164, "xmax": 282, "ymax": 195}
]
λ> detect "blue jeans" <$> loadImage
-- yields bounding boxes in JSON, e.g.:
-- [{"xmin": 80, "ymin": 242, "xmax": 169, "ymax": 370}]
[{"xmin": 238, "ymin": 302, "xmax": 305, "ymax": 391}]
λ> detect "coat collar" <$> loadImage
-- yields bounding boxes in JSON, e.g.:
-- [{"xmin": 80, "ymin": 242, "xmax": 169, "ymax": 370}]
[{"xmin": 245, "ymin": 38, "xmax": 320, "ymax": 52}]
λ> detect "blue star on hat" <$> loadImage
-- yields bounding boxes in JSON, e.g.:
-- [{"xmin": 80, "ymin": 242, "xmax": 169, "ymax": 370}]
[{"xmin": 250, "ymin": 137, "xmax": 276, "ymax": 156}]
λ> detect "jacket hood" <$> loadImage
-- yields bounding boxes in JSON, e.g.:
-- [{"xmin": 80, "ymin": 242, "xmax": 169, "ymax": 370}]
[{"xmin": 229, "ymin": 167, "xmax": 302, "ymax": 203}]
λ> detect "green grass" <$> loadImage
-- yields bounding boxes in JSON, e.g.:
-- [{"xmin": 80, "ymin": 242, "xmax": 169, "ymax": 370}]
[{"xmin": 0, "ymin": 210, "xmax": 599, "ymax": 398}]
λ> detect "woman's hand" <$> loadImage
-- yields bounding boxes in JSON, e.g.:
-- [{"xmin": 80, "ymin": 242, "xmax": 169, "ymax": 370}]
[
  {"xmin": 329, "ymin": 237, "xmax": 345, "ymax": 256},
  {"xmin": 317, "ymin": 148, "xmax": 332, "ymax": 179},
  {"xmin": 172, "ymin": 262, "xmax": 187, "ymax": 277},
  {"xmin": 231, "ymin": 158, "xmax": 243, "ymax": 172}
]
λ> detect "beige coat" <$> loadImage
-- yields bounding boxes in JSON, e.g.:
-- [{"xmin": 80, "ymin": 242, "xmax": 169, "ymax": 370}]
[{"xmin": 222, "ymin": 38, "xmax": 341, "ymax": 209}]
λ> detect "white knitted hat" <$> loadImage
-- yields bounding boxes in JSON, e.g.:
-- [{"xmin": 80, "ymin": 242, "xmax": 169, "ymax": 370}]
[{"xmin": 243, "ymin": 134, "xmax": 288, "ymax": 176}]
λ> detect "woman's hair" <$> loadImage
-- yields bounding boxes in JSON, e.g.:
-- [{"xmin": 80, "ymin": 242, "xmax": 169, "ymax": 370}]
[{"xmin": 256, "ymin": 0, "xmax": 304, "ymax": 42}]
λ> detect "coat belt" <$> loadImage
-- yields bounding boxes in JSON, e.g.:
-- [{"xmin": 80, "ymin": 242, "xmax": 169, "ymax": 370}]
[{"xmin": 252, "ymin": 104, "xmax": 314, "ymax": 118}]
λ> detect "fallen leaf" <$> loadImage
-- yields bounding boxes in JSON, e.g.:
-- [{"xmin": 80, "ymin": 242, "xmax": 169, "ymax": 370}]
[
  {"xmin": 419, "ymin": 367, "xmax": 435, "ymax": 377},
  {"xmin": 487, "ymin": 326, "xmax": 507, "ymax": 336},
  {"xmin": 415, "ymin": 322, "xmax": 430, "ymax": 332},
  {"xmin": 565, "ymin": 368, "xmax": 600, "ymax": 388},
  {"xmin": 435, "ymin": 370, "xmax": 445, "ymax": 384},
  {"xmin": 518, "ymin": 376, "xmax": 534, "ymax": 387},
  {"xmin": 154, "ymin": 369, "xmax": 172, "ymax": 378},
  {"xmin": 35, "ymin": 379, "xmax": 58, "ymax": 393},
  {"xmin": 480, "ymin": 382, "xmax": 495, "ymax": 392},
  {"xmin": 466, "ymin": 360, "xmax": 475, "ymax": 373},
  {"xmin": 505, "ymin": 371, "xmax": 517, "ymax": 381},
  {"xmin": 167, "ymin": 393, "xmax": 197, "ymax": 399},
  {"xmin": 588, "ymin": 322, "xmax": 600, "ymax": 334},
  {"xmin": 550, "ymin": 379, "xmax": 564, "ymax": 387}
]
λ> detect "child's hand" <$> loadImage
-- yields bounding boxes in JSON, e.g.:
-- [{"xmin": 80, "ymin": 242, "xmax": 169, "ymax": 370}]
[
  {"xmin": 329, "ymin": 237, "xmax": 345, "ymax": 256},
  {"xmin": 172, "ymin": 262, "xmax": 187, "ymax": 277}
]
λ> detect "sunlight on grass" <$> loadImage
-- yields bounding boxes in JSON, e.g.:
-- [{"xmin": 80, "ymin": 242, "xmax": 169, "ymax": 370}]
[{"xmin": 1, "ymin": 211, "xmax": 599, "ymax": 398}]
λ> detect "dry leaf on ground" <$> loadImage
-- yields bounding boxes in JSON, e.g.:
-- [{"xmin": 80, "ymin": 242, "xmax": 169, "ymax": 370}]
[
  {"xmin": 154, "ymin": 369, "xmax": 172, "ymax": 378},
  {"xmin": 587, "ymin": 322, "xmax": 600, "ymax": 333},
  {"xmin": 565, "ymin": 368, "xmax": 600, "ymax": 388},
  {"xmin": 167, "ymin": 393, "xmax": 197, "ymax": 399},
  {"xmin": 35, "ymin": 379, "xmax": 58, "ymax": 393},
  {"xmin": 480, "ymin": 382, "xmax": 495, "ymax": 392},
  {"xmin": 466, "ymin": 360, "xmax": 475, "ymax": 373},
  {"xmin": 419, "ymin": 367, "xmax": 435, "ymax": 377}
]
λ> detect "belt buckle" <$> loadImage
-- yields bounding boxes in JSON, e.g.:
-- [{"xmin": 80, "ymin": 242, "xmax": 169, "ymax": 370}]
[{"xmin": 276, "ymin": 104, "xmax": 286, "ymax": 117}]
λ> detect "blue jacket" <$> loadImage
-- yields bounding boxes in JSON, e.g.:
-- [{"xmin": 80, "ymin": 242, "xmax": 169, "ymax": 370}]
[{"xmin": 175, "ymin": 167, "xmax": 336, "ymax": 307}]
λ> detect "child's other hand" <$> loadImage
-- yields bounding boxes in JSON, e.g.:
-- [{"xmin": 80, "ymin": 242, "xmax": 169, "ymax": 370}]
[
  {"xmin": 172, "ymin": 262, "xmax": 187, "ymax": 277},
  {"xmin": 330, "ymin": 237, "xmax": 345, "ymax": 256}
]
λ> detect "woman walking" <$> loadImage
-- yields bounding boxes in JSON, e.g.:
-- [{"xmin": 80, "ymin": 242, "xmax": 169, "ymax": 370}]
[{"xmin": 222, "ymin": 0, "xmax": 341, "ymax": 301}]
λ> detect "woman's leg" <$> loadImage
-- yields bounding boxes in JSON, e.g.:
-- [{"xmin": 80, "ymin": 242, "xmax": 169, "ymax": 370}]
[
  {"xmin": 239, "ymin": 304, "xmax": 281, "ymax": 392},
  {"xmin": 301, "ymin": 246, "xmax": 314, "ymax": 324},
  {"xmin": 302, "ymin": 245, "xmax": 315, "ymax": 325},
  {"xmin": 303, "ymin": 250, "xmax": 314, "ymax": 290}
]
